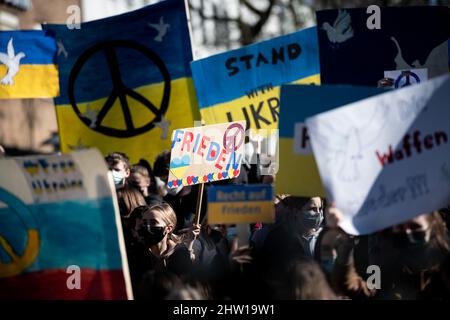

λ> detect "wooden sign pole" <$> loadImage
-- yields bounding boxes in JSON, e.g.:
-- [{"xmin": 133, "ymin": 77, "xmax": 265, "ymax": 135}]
[{"xmin": 193, "ymin": 183, "xmax": 204, "ymax": 226}]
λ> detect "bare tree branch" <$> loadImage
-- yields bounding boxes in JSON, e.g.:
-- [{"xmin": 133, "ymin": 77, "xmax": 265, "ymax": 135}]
[
  {"xmin": 241, "ymin": 0, "xmax": 264, "ymax": 16},
  {"xmin": 189, "ymin": 2, "xmax": 238, "ymax": 22},
  {"xmin": 248, "ymin": 0, "xmax": 277, "ymax": 42}
]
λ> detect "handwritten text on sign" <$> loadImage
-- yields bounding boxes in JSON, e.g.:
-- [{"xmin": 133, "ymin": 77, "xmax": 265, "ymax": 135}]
[
  {"xmin": 306, "ymin": 74, "xmax": 450, "ymax": 235},
  {"xmin": 15, "ymin": 154, "xmax": 86, "ymax": 203},
  {"xmin": 208, "ymin": 184, "xmax": 275, "ymax": 224},
  {"xmin": 168, "ymin": 121, "xmax": 246, "ymax": 188}
]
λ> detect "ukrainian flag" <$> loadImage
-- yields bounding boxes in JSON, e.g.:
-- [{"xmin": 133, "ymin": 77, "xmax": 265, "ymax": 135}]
[
  {"xmin": 191, "ymin": 26, "xmax": 320, "ymax": 134},
  {"xmin": 0, "ymin": 30, "xmax": 59, "ymax": 99},
  {"xmin": 43, "ymin": 0, "xmax": 199, "ymax": 164}
]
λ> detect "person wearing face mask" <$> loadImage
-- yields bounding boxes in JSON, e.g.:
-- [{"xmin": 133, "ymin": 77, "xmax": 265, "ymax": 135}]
[
  {"xmin": 326, "ymin": 205, "xmax": 450, "ymax": 300},
  {"xmin": 256, "ymin": 196, "xmax": 325, "ymax": 281},
  {"xmin": 105, "ymin": 152, "xmax": 131, "ymax": 189},
  {"xmin": 126, "ymin": 203, "xmax": 201, "ymax": 298}
]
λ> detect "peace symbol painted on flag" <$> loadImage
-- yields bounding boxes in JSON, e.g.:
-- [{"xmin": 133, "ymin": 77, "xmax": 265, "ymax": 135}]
[
  {"xmin": 223, "ymin": 122, "xmax": 245, "ymax": 152},
  {"xmin": 68, "ymin": 40, "xmax": 171, "ymax": 138}
]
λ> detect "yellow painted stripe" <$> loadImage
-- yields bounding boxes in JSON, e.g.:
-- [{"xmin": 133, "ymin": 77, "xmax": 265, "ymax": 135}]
[
  {"xmin": 208, "ymin": 201, "xmax": 275, "ymax": 224},
  {"xmin": 276, "ymin": 137, "xmax": 325, "ymax": 197},
  {"xmin": 0, "ymin": 64, "xmax": 59, "ymax": 99},
  {"xmin": 200, "ymin": 74, "xmax": 320, "ymax": 134},
  {"xmin": 56, "ymin": 77, "xmax": 200, "ymax": 165}
]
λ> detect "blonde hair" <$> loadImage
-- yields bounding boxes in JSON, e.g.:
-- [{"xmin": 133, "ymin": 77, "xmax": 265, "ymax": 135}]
[
  {"xmin": 131, "ymin": 165, "xmax": 149, "ymax": 178},
  {"xmin": 147, "ymin": 203, "xmax": 180, "ymax": 243}
]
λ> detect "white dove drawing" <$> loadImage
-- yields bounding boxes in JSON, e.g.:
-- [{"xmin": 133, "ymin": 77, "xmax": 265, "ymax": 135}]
[
  {"xmin": 391, "ymin": 36, "xmax": 448, "ymax": 79},
  {"xmin": 322, "ymin": 9, "xmax": 354, "ymax": 45},
  {"xmin": 155, "ymin": 115, "xmax": 170, "ymax": 140},
  {"xmin": 80, "ymin": 104, "xmax": 99, "ymax": 128},
  {"xmin": 148, "ymin": 17, "xmax": 170, "ymax": 42},
  {"xmin": 313, "ymin": 103, "xmax": 390, "ymax": 183},
  {"xmin": 0, "ymin": 38, "xmax": 26, "ymax": 86}
]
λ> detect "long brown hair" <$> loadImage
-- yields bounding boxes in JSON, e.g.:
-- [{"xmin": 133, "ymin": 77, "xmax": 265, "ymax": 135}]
[
  {"xmin": 117, "ymin": 184, "xmax": 146, "ymax": 218},
  {"xmin": 427, "ymin": 211, "xmax": 450, "ymax": 253}
]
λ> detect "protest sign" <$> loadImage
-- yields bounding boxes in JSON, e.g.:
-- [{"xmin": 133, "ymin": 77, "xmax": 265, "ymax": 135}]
[
  {"xmin": 306, "ymin": 74, "xmax": 450, "ymax": 235},
  {"xmin": 383, "ymin": 68, "xmax": 428, "ymax": 89},
  {"xmin": 208, "ymin": 184, "xmax": 274, "ymax": 224},
  {"xmin": 277, "ymin": 84, "xmax": 385, "ymax": 197},
  {"xmin": 168, "ymin": 121, "xmax": 246, "ymax": 188},
  {"xmin": 0, "ymin": 149, "xmax": 132, "ymax": 299}
]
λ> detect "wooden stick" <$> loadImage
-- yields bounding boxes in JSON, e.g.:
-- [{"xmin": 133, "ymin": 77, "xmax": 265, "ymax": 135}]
[{"xmin": 193, "ymin": 183, "xmax": 205, "ymax": 225}]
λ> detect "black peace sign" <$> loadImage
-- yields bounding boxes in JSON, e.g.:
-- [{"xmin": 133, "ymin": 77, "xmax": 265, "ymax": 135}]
[{"xmin": 68, "ymin": 40, "xmax": 171, "ymax": 138}]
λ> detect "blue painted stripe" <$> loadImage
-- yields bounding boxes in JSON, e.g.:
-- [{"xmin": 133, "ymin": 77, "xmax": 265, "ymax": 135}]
[
  {"xmin": 0, "ymin": 30, "xmax": 57, "ymax": 65},
  {"xmin": 43, "ymin": 0, "xmax": 193, "ymax": 105},
  {"xmin": 0, "ymin": 197, "xmax": 123, "ymax": 271},
  {"xmin": 191, "ymin": 26, "xmax": 320, "ymax": 108},
  {"xmin": 208, "ymin": 184, "xmax": 273, "ymax": 202},
  {"xmin": 279, "ymin": 84, "xmax": 387, "ymax": 138}
]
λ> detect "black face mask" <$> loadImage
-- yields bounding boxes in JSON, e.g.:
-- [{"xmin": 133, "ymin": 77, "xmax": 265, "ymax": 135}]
[
  {"xmin": 139, "ymin": 225, "xmax": 166, "ymax": 246},
  {"xmin": 391, "ymin": 230, "xmax": 431, "ymax": 272},
  {"xmin": 392, "ymin": 230, "xmax": 428, "ymax": 249}
]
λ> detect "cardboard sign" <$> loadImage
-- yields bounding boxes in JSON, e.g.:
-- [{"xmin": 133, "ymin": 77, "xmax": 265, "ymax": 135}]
[
  {"xmin": 191, "ymin": 26, "xmax": 320, "ymax": 133},
  {"xmin": 168, "ymin": 121, "xmax": 246, "ymax": 188},
  {"xmin": 0, "ymin": 149, "xmax": 132, "ymax": 299},
  {"xmin": 306, "ymin": 74, "xmax": 450, "ymax": 235},
  {"xmin": 208, "ymin": 184, "xmax": 274, "ymax": 224}
]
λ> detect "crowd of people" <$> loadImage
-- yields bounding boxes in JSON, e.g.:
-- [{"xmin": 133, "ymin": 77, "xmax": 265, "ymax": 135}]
[{"xmin": 105, "ymin": 151, "xmax": 450, "ymax": 300}]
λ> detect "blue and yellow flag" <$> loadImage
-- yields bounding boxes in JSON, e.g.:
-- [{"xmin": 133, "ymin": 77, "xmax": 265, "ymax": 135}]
[
  {"xmin": 191, "ymin": 26, "xmax": 320, "ymax": 133},
  {"xmin": 277, "ymin": 84, "xmax": 386, "ymax": 197},
  {"xmin": 0, "ymin": 30, "xmax": 59, "ymax": 99},
  {"xmin": 43, "ymin": 0, "xmax": 199, "ymax": 164}
]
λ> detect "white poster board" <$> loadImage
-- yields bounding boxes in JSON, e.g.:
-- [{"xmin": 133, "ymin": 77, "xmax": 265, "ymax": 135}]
[{"xmin": 306, "ymin": 74, "xmax": 450, "ymax": 235}]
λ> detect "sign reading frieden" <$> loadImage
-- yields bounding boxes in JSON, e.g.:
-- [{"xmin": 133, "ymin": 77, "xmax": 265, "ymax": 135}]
[
  {"xmin": 306, "ymin": 74, "xmax": 450, "ymax": 235},
  {"xmin": 208, "ymin": 184, "xmax": 274, "ymax": 224},
  {"xmin": 168, "ymin": 121, "xmax": 246, "ymax": 188}
]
